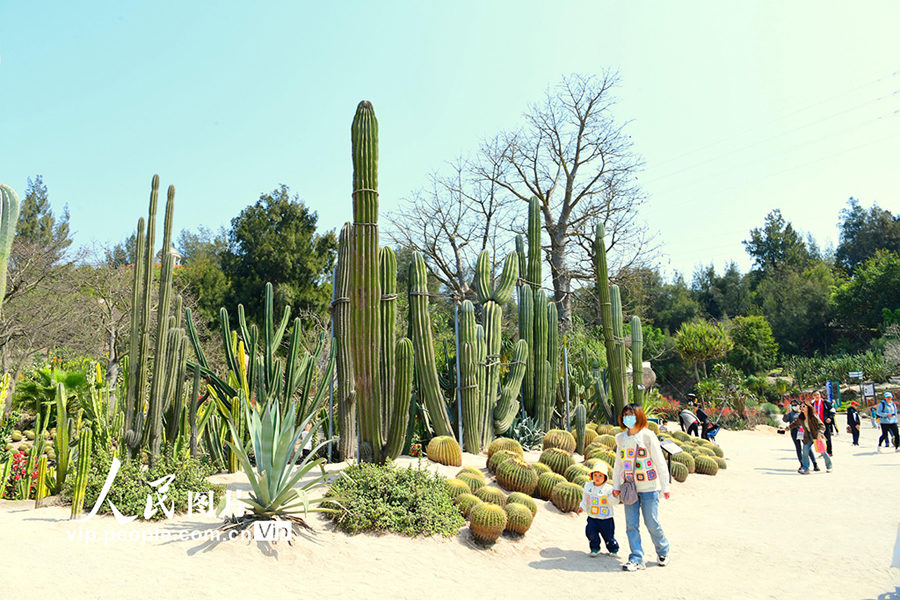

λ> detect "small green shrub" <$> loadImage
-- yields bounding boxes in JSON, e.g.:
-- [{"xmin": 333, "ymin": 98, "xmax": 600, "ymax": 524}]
[
  {"xmin": 325, "ymin": 462, "xmax": 465, "ymax": 538},
  {"xmin": 62, "ymin": 447, "xmax": 224, "ymax": 521}
]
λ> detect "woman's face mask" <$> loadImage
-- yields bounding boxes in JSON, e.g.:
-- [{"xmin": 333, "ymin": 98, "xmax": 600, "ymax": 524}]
[
  {"xmin": 623, "ymin": 415, "xmax": 637, "ymax": 428},
  {"xmin": 791, "ymin": 405, "xmax": 799, "ymax": 412}
]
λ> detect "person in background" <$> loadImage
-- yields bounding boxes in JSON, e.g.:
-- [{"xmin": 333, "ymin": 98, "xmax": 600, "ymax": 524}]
[
  {"xmin": 846, "ymin": 401, "xmax": 861, "ymax": 446},
  {"xmin": 789, "ymin": 400, "xmax": 833, "ymax": 474},
  {"xmin": 783, "ymin": 399, "xmax": 819, "ymax": 470},
  {"xmin": 679, "ymin": 396, "xmax": 700, "ymax": 437},
  {"xmin": 696, "ymin": 401, "xmax": 711, "ymax": 440},
  {"xmin": 875, "ymin": 392, "xmax": 899, "ymax": 453},
  {"xmin": 811, "ymin": 391, "xmax": 834, "ymax": 456}
]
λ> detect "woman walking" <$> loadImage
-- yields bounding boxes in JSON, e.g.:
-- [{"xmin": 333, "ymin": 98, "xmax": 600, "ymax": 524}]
[
  {"xmin": 789, "ymin": 400, "xmax": 833, "ymax": 474},
  {"xmin": 846, "ymin": 401, "xmax": 861, "ymax": 446},
  {"xmin": 612, "ymin": 403, "xmax": 671, "ymax": 571},
  {"xmin": 876, "ymin": 392, "xmax": 899, "ymax": 452}
]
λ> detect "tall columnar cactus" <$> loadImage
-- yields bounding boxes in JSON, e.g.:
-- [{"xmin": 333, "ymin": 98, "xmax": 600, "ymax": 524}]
[
  {"xmin": 631, "ymin": 316, "xmax": 643, "ymax": 406},
  {"xmin": 460, "ymin": 341, "xmax": 481, "ymax": 454},
  {"xmin": 124, "ymin": 176, "xmax": 188, "ymax": 465},
  {"xmin": 518, "ymin": 284, "xmax": 534, "ymax": 415},
  {"xmin": 492, "ymin": 340, "xmax": 528, "ymax": 435},
  {"xmin": 53, "ymin": 383, "xmax": 71, "ymax": 492},
  {"xmin": 333, "ymin": 223, "xmax": 356, "ymax": 460},
  {"xmin": 526, "ymin": 196, "xmax": 542, "ymax": 289},
  {"xmin": 349, "ymin": 100, "xmax": 383, "ymax": 462},
  {"xmin": 0, "ymin": 183, "xmax": 21, "ymax": 320},
  {"xmin": 610, "ymin": 285, "xmax": 627, "ymax": 403},
  {"xmin": 409, "ymin": 252, "xmax": 455, "ymax": 439},
  {"xmin": 574, "ymin": 403, "xmax": 587, "ymax": 455},
  {"xmin": 547, "ymin": 301, "xmax": 559, "ymax": 419},
  {"xmin": 533, "ymin": 290, "xmax": 549, "ymax": 430},
  {"xmin": 34, "ymin": 455, "xmax": 48, "ymax": 508},
  {"xmin": 379, "ymin": 247, "xmax": 398, "ymax": 440},
  {"xmin": 594, "ymin": 223, "xmax": 626, "ymax": 420},
  {"xmin": 70, "ymin": 429, "xmax": 93, "ymax": 520}
]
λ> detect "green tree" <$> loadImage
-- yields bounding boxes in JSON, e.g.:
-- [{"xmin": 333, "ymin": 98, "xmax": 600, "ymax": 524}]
[
  {"xmin": 835, "ymin": 198, "xmax": 900, "ymax": 274},
  {"xmin": 221, "ymin": 185, "xmax": 337, "ymax": 325},
  {"xmin": 743, "ymin": 209, "xmax": 810, "ymax": 278},
  {"xmin": 692, "ymin": 261, "xmax": 751, "ymax": 320},
  {"xmin": 674, "ymin": 320, "xmax": 733, "ymax": 383},
  {"xmin": 16, "ymin": 175, "xmax": 71, "ymax": 250},
  {"xmin": 831, "ymin": 249, "xmax": 900, "ymax": 333},
  {"xmin": 755, "ymin": 262, "xmax": 833, "ymax": 355},
  {"xmin": 727, "ymin": 315, "xmax": 778, "ymax": 375},
  {"xmin": 175, "ymin": 226, "xmax": 229, "ymax": 325}
]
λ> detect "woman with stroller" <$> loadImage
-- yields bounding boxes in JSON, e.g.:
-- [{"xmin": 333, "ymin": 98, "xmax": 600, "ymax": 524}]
[{"xmin": 789, "ymin": 400, "xmax": 833, "ymax": 474}]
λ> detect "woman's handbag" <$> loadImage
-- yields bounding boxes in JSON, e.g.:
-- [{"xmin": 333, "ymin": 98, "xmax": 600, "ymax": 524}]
[
  {"xmin": 846, "ymin": 425, "xmax": 851, "ymax": 433},
  {"xmin": 619, "ymin": 444, "xmax": 640, "ymax": 505},
  {"xmin": 814, "ymin": 436, "xmax": 827, "ymax": 454}
]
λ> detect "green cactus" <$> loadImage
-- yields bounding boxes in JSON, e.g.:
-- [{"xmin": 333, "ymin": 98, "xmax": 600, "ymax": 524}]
[
  {"xmin": 504, "ymin": 502, "xmax": 534, "ymax": 535},
  {"xmin": 515, "ymin": 234, "xmax": 527, "ymax": 286},
  {"xmin": 572, "ymin": 474, "xmax": 591, "ymax": 487},
  {"xmin": 672, "ymin": 431, "xmax": 692, "ymax": 443},
  {"xmin": 474, "ymin": 250, "xmax": 493, "ymax": 305},
  {"xmin": 610, "ymin": 284, "xmax": 628, "ymax": 407},
  {"xmin": 379, "ymin": 246, "xmax": 398, "ymax": 443},
  {"xmin": 537, "ymin": 472, "xmax": 567, "ymax": 500},
  {"xmin": 694, "ymin": 455, "xmax": 719, "ymax": 476},
  {"xmin": 70, "ymin": 429, "xmax": 92, "ymax": 520},
  {"xmin": 507, "ymin": 492, "xmax": 537, "ymax": 517},
  {"xmin": 481, "ymin": 300, "xmax": 502, "ymax": 448},
  {"xmin": 564, "ymin": 463, "xmax": 591, "ymax": 483},
  {"xmin": 409, "ymin": 252, "xmax": 455, "ymax": 438},
  {"xmin": 547, "ymin": 300, "xmax": 559, "ymax": 418},
  {"xmin": 671, "ymin": 451, "xmax": 696, "ymax": 474},
  {"xmin": 550, "ymin": 481, "xmax": 583, "ymax": 513},
  {"xmin": 457, "ymin": 466, "xmax": 486, "ymax": 482},
  {"xmin": 533, "ymin": 290, "xmax": 549, "ymax": 430},
  {"xmin": 526, "ymin": 196, "xmax": 542, "ymax": 289},
  {"xmin": 631, "ymin": 315, "xmax": 643, "ymax": 406},
  {"xmin": 445, "ymin": 478, "xmax": 472, "ymax": 500},
  {"xmin": 426, "ymin": 435, "xmax": 462, "ymax": 467},
  {"xmin": 542, "ymin": 429, "xmax": 576, "ymax": 453},
  {"xmin": 574, "ymin": 404, "xmax": 587, "ymax": 454},
  {"xmin": 492, "ymin": 253, "xmax": 518, "ymax": 305},
  {"xmin": 469, "ymin": 502, "xmax": 507, "ymax": 545},
  {"xmin": 496, "ymin": 457, "xmax": 539, "ymax": 496},
  {"xmin": 384, "ymin": 338, "xmax": 415, "ymax": 461},
  {"xmin": 594, "ymin": 224, "xmax": 626, "ymax": 418},
  {"xmin": 53, "ymin": 383, "xmax": 70, "ymax": 493},
  {"xmin": 33, "ymin": 456, "xmax": 48, "ymax": 507},
  {"xmin": 455, "ymin": 493, "xmax": 482, "ymax": 519},
  {"xmin": 518, "ymin": 284, "xmax": 535, "ymax": 416},
  {"xmin": 670, "ymin": 461, "xmax": 689, "ymax": 483},
  {"xmin": 475, "ymin": 486, "xmax": 507, "ymax": 507},
  {"xmin": 333, "ymin": 222, "xmax": 356, "ymax": 460},
  {"xmin": 487, "ymin": 449, "xmax": 517, "ymax": 474},
  {"xmin": 492, "ymin": 340, "xmax": 528, "ymax": 435},
  {"xmin": 539, "ymin": 447, "xmax": 575, "ymax": 475},
  {"xmin": 460, "ymin": 341, "xmax": 481, "ymax": 454},
  {"xmin": 715, "ymin": 457, "xmax": 727, "ymax": 470},
  {"xmin": 0, "ymin": 183, "xmax": 20, "ymax": 320},
  {"xmin": 532, "ymin": 462, "xmax": 552, "ymax": 476},
  {"xmin": 458, "ymin": 473, "xmax": 485, "ymax": 493}
]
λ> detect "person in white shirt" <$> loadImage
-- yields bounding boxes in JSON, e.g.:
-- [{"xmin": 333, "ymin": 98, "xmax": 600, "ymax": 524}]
[
  {"xmin": 577, "ymin": 461, "xmax": 619, "ymax": 557},
  {"xmin": 612, "ymin": 403, "xmax": 671, "ymax": 572}
]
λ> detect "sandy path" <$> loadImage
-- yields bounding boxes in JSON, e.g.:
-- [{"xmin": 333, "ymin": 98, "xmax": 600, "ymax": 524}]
[{"xmin": 2, "ymin": 422, "xmax": 899, "ymax": 600}]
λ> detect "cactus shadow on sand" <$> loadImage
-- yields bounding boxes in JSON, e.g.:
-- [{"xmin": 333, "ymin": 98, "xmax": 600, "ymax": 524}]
[{"xmin": 528, "ymin": 547, "xmax": 622, "ymax": 572}]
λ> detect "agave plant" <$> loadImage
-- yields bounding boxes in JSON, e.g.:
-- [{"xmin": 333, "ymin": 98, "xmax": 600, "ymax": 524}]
[{"xmin": 223, "ymin": 399, "xmax": 343, "ymax": 536}]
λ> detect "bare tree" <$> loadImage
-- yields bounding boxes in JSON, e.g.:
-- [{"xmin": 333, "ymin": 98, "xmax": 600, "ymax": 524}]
[
  {"xmin": 385, "ymin": 157, "xmax": 521, "ymax": 297},
  {"xmin": 473, "ymin": 71, "xmax": 657, "ymax": 329}
]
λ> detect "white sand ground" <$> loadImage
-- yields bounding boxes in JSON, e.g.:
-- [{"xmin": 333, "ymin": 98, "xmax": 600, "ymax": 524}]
[{"xmin": 2, "ymin": 422, "xmax": 900, "ymax": 600}]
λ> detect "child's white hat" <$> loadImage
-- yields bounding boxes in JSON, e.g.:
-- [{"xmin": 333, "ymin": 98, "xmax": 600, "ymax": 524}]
[{"xmin": 588, "ymin": 461, "xmax": 609, "ymax": 477}]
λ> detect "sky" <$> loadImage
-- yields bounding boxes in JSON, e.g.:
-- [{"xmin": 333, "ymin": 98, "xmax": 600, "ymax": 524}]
[{"xmin": 1, "ymin": 1, "xmax": 898, "ymax": 281}]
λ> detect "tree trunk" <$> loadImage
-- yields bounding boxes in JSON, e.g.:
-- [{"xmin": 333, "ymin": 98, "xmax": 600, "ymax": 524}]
[
  {"xmin": 693, "ymin": 361, "xmax": 700, "ymax": 384},
  {"xmin": 105, "ymin": 324, "xmax": 119, "ymax": 413},
  {"xmin": 549, "ymin": 239, "xmax": 573, "ymax": 332}
]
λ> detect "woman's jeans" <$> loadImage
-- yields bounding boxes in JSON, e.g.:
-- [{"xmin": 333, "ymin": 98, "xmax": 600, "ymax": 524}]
[
  {"xmin": 624, "ymin": 491, "xmax": 670, "ymax": 564},
  {"xmin": 801, "ymin": 441, "xmax": 832, "ymax": 471},
  {"xmin": 793, "ymin": 437, "xmax": 817, "ymax": 468}
]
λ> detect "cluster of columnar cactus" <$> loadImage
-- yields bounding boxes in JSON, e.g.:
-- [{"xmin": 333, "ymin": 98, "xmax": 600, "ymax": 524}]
[
  {"xmin": 69, "ymin": 429, "xmax": 93, "ymax": 520},
  {"xmin": 594, "ymin": 224, "xmax": 626, "ymax": 419},
  {"xmin": 333, "ymin": 223, "xmax": 356, "ymax": 460}
]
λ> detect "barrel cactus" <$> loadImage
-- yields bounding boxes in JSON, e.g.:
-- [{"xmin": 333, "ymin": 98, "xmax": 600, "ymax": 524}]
[
  {"xmin": 714, "ymin": 457, "xmax": 727, "ymax": 470},
  {"xmin": 573, "ymin": 474, "xmax": 591, "ymax": 487},
  {"xmin": 458, "ymin": 466, "xmax": 486, "ymax": 482},
  {"xmin": 583, "ymin": 428, "xmax": 598, "ymax": 449},
  {"xmin": 647, "ymin": 421, "xmax": 660, "ymax": 435},
  {"xmin": 539, "ymin": 448, "xmax": 575, "ymax": 475},
  {"xmin": 596, "ymin": 434, "xmax": 617, "ymax": 450},
  {"xmin": 445, "ymin": 478, "xmax": 472, "ymax": 499},
  {"xmin": 584, "ymin": 444, "xmax": 610, "ymax": 461},
  {"xmin": 469, "ymin": 502, "xmax": 507, "ymax": 545},
  {"xmin": 564, "ymin": 464, "xmax": 591, "ymax": 483},
  {"xmin": 537, "ymin": 472, "xmax": 567, "ymax": 500},
  {"xmin": 671, "ymin": 461, "xmax": 689, "ymax": 483},
  {"xmin": 487, "ymin": 438, "xmax": 523, "ymax": 460},
  {"xmin": 671, "ymin": 451, "xmax": 695, "ymax": 474},
  {"xmin": 695, "ymin": 455, "xmax": 719, "ymax": 476},
  {"xmin": 709, "ymin": 445, "xmax": 725, "ymax": 458},
  {"xmin": 458, "ymin": 473, "xmax": 485, "ymax": 493},
  {"xmin": 550, "ymin": 481, "xmax": 583, "ymax": 513},
  {"xmin": 543, "ymin": 429, "xmax": 576, "ymax": 453},
  {"xmin": 532, "ymin": 462, "xmax": 552, "ymax": 476},
  {"xmin": 426, "ymin": 436, "xmax": 462, "ymax": 467},
  {"xmin": 504, "ymin": 503, "xmax": 534, "ymax": 535},
  {"xmin": 488, "ymin": 449, "xmax": 517, "ymax": 474},
  {"xmin": 506, "ymin": 492, "xmax": 538, "ymax": 517},
  {"xmin": 475, "ymin": 486, "xmax": 507, "ymax": 507},
  {"xmin": 11, "ymin": 431, "xmax": 22, "ymax": 442},
  {"xmin": 672, "ymin": 431, "xmax": 691, "ymax": 443},
  {"xmin": 455, "ymin": 493, "xmax": 482, "ymax": 518},
  {"xmin": 698, "ymin": 446, "xmax": 717, "ymax": 457},
  {"xmin": 496, "ymin": 458, "xmax": 539, "ymax": 496}
]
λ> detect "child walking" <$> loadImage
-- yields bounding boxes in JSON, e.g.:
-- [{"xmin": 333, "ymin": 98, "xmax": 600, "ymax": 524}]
[{"xmin": 578, "ymin": 461, "xmax": 619, "ymax": 557}]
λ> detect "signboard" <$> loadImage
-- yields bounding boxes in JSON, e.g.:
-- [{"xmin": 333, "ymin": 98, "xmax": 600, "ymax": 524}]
[
  {"xmin": 659, "ymin": 440, "xmax": 683, "ymax": 455},
  {"xmin": 826, "ymin": 380, "xmax": 833, "ymax": 402},
  {"xmin": 849, "ymin": 371, "xmax": 864, "ymax": 378},
  {"xmin": 864, "ymin": 383, "xmax": 876, "ymax": 398}
]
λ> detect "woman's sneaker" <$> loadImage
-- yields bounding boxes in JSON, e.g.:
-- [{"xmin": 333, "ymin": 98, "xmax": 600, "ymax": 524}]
[
  {"xmin": 658, "ymin": 555, "xmax": 670, "ymax": 566},
  {"xmin": 622, "ymin": 561, "xmax": 645, "ymax": 571},
  {"xmin": 797, "ymin": 469, "xmax": 810, "ymax": 474}
]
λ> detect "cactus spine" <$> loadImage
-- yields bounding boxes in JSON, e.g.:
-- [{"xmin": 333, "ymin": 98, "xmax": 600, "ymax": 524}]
[
  {"xmin": 409, "ymin": 252, "xmax": 455, "ymax": 438},
  {"xmin": 594, "ymin": 224, "xmax": 626, "ymax": 419},
  {"xmin": 631, "ymin": 315, "xmax": 643, "ymax": 406},
  {"xmin": 70, "ymin": 429, "xmax": 92, "ymax": 520},
  {"xmin": 0, "ymin": 183, "xmax": 20, "ymax": 321},
  {"xmin": 334, "ymin": 223, "xmax": 356, "ymax": 460},
  {"xmin": 350, "ymin": 100, "xmax": 383, "ymax": 462}
]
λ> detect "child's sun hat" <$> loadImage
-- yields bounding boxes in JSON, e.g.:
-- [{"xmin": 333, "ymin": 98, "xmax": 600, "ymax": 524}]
[{"xmin": 588, "ymin": 462, "xmax": 609, "ymax": 478}]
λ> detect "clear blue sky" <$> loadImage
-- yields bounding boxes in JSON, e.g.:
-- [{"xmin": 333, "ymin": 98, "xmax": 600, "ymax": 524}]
[{"xmin": 1, "ymin": 1, "xmax": 898, "ymax": 279}]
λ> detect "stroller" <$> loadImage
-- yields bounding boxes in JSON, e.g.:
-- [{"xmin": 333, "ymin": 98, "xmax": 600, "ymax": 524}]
[{"xmin": 705, "ymin": 422, "xmax": 721, "ymax": 445}]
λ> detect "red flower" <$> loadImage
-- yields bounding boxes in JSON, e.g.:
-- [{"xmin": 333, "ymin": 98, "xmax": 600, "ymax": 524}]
[{"xmin": 14, "ymin": 475, "xmax": 20, "ymax": 481}]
